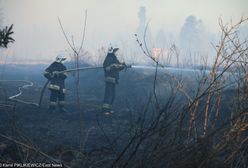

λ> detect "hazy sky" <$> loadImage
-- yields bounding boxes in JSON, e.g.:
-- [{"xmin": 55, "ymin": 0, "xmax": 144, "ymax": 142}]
[{"xmin": 1, "ymin": 0, "xmax": 248, "ymax": 63}]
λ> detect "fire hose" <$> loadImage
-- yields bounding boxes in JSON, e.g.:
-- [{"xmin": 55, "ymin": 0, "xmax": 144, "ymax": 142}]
[
  {"xmin": 0, "ymin": 65, "xmax": 132, "ymax": 107},
  {"xmin": 0, "ymin": 80, "xmax": 39, "ymax": 106},
  {"xmin": 38, "ymin": 66, "xmax": 104, "ymax": 107}
]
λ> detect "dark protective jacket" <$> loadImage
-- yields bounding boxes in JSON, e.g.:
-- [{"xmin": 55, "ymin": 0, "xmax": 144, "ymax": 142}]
[
  {"xmin": 44, "ymin": 61, "xmax": 67, "ymax": 90},
  {"xmin": 103, "ymin": 53, "xmax": 124, "ymax": 84}
]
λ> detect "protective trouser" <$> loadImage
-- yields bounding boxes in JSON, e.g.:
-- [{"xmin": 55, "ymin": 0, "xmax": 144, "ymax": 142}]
[
  {"xmin": 49, "ymin": 90, "xmax": 65, "ymax": 111},
  {"xmin": 102, "ymin": 82, "xmax": 116, "ymax": 112}
]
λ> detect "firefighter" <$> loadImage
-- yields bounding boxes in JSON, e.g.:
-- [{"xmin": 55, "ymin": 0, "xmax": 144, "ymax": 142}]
[
  {"xmin": 44, "ymin": 54, "xmax": 68, "ymax": 112},
  {"xmin": 102, "ymin": 46, "xmax": 126, "ymax": 115}
]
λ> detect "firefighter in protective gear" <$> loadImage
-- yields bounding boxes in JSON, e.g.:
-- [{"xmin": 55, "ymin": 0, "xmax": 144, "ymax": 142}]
[
  {"xmin": 44, "ymin": 54, "xmax": 68, "ymax": 112},
  {"xmin": 102, "ymin": 46, "xmax": 126, "ymax": 115}
]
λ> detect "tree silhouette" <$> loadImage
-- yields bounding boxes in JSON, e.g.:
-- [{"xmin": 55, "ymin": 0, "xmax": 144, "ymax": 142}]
[{"xmin": 0, "ymin": 24, "xmax": 14, "ymax": 48}]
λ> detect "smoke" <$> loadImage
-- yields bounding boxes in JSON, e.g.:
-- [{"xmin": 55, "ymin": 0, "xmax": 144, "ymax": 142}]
[
  {"xmin": 0, "ymin": 1, "xmax": 3, "ymax": 28},
  {"xmin": 131, "ymin": 12, "xmax": 219, "ymax": 67},
  {"xmin": 136, "ymin": 6, "xmax": 153, "ymax": 49},
  {"xmin": 238, "ymin": 23, "xmax": 248, "ymax": 41},
  {"xmin": 178, "ymin": 15, "xmax": 216, "ymax": 65}
]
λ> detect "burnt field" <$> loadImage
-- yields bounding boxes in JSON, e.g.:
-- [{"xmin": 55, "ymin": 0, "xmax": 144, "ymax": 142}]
[{"xmin": 0, "ymin": 64, "xmax": 247, "ymax": 168}]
